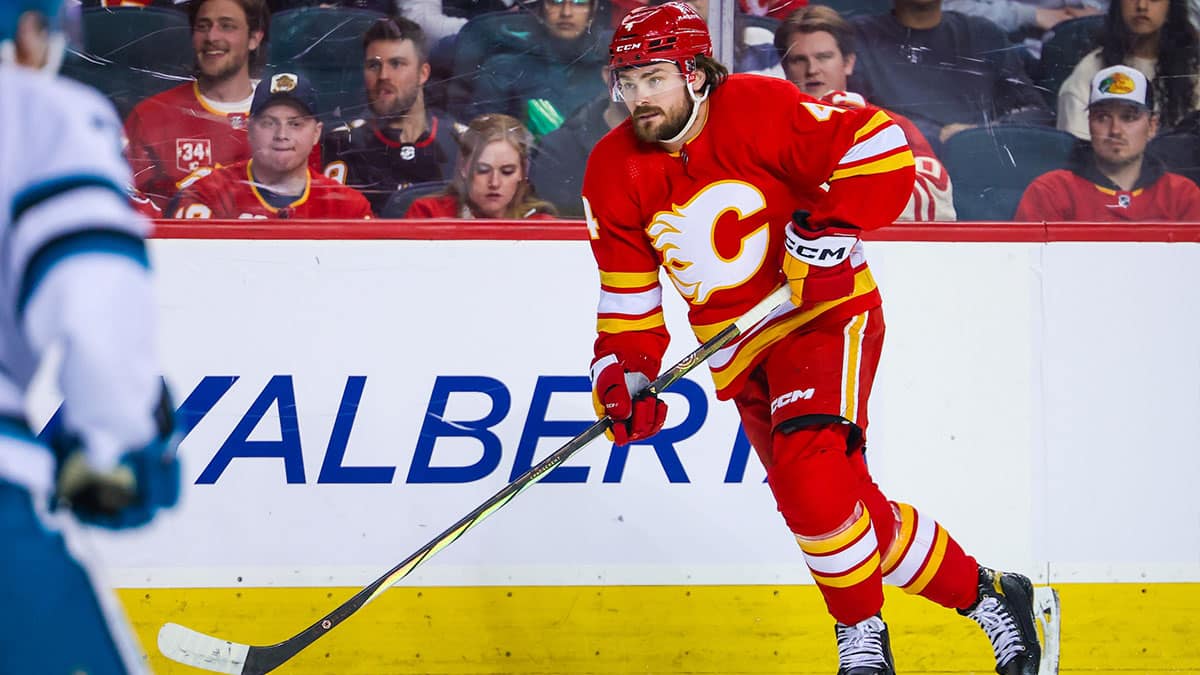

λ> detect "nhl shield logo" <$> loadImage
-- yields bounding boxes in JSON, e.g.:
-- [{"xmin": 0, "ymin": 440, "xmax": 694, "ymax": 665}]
[{"xmin": 1117, "ymin": 193, "xmax": 1131, "ymax": 208}]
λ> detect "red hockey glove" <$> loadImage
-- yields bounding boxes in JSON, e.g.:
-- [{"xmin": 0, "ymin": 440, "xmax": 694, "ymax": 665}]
[
  {"xmin": 591, "ymin": 355, "xmax": 667, "ymax": 446},
  {"xmin": 783, "ymin": 210, "xmax": 861, "ymax": 305}
]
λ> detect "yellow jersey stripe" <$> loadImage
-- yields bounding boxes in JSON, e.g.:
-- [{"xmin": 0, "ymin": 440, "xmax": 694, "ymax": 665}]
[
  {"xmin": 830, "ymin": 150, "xmax": 915, "ymax": 182},
  {"xmin": 600, "ymin": 270, "xmax": 660, "ymax": 289},
  {"xmin": 597, "ymin": 311, "xmax": 666, "ymax": 334},
  {"xmin": 852, "ymin": 110, "xmax": 893, "ymax": 143}
]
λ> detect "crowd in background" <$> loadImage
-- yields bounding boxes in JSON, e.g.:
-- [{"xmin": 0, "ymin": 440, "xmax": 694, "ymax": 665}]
[{"xmin": 72, "ymin": 0, "xmax": 1200, "ymax": 221}]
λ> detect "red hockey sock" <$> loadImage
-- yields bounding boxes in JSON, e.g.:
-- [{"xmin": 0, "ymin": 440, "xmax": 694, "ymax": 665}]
[{"xmin": 880, "ymin": 502, "xmax": 980, "ymax": 610}]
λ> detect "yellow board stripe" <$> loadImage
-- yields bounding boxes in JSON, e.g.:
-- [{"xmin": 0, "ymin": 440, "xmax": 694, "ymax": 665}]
[
  {"xmin": 830, "ymin": 150, "xmax": 915, "ymax": 182},
  {"xmin": 597, "ymin": 311, "xmax": 665, "ymax": 334},
  {"xmin": 811, "ymin": 552, "xmax": 881, "ymax": 589},
  {"xmin": 123, "ymin": 583, "xmax": 1200, "ymax": 673},
  {"xmin": 600, "ymin": 270, "xmax": 659, "ymax": 288},
  {"xmin": 881, "ymin": 503, "xmax": 916, "ymax": 575},
  {"xmin": 853, "ymin": 110, "xmax": 893, "ymax": 143},
  {"xmin": 903, "ymin": 525, "xmax": 948, "ymax": 595},
  {"xmin": 796, "ymin": 506, "xmax": 871, "ymax": 556}
]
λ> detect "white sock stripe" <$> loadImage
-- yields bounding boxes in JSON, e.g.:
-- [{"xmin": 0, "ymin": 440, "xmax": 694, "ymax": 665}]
[
  {"xmin": 883, "ymin": 510, "xmax": 937, "ymax": 587},
  {"xmin": 801, "ymin": 525, "xmax": 879, "ymax": 575}
]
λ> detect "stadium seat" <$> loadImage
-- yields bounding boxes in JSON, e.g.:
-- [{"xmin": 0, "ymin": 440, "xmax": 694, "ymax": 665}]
[
  {"xmin": 940, "ymin": 125, "xmax": 1080, "ymax": 221},
  {"xmin": 811, "ymin": 0, "xmax": 891, "ymax": 19},
  {"xmin": 1035, "ymin": 14, "xmax": 1104, "ymax": 108},
  {"xmin": 60, "ymin": 6, "xmax": 193, "ymax": 120},
  {"xmin": 265, "ymin": 7, "xmax": 387, "ymax": 121},
  {"xmin": 1150, "ymin": 127, "xmax": 1200, "ymax": 187},
  {"xmin": 380, "ymin": 180, "xmax": 452, "ymax": 218}
]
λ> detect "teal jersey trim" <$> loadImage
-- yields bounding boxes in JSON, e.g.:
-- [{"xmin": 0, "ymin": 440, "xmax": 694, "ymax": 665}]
[
  {"xmin": 11, "ymin": 174, "xmax": 126, "ymax": 224},
  {"xmin": 17, "ymin": 229, "xmax": 149, "ymax": 319}
]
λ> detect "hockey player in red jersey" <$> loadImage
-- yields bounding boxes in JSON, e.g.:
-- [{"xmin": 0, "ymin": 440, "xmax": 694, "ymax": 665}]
[
  {"xmin": 582, "ymin": 4, "xmax": 1043, "ymax": 673},
  {"xmin": 173, "ymin": 72, "xmax": 371, "ymax": 220}
]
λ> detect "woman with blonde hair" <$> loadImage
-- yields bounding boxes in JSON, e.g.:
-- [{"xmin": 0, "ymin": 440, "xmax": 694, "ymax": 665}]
[{"xmin": 405, "ymin": 113, "xmax": 558, "ymax": 219}]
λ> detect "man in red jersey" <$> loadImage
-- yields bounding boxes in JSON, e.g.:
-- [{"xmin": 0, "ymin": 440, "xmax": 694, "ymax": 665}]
[
  {"xmin": 123, "ymin": 0, "xmax": 267, "ymax": 208},
  {"xmin": 582, "ymin": 4, "xmax": 1043, "ymax": 673},
  {"xmin": 775, "ymin": 5, "xmax": 956, "ymax": 221},
  {"xmin": 172, "ymin": 72, "xmax": 371, "ymax": 219},
  {"xmin": 1016, "ymin": 65, "xmax": 1200, "ymax": 222}
]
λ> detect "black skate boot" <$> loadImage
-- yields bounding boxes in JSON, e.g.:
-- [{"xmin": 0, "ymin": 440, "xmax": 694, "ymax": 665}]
[
  {"xmin": 834, "ymin": 614, "xmax": 896, "ymax": 675},
  {"xmin": 959, "ymin": 566, "xmax": 1042, "ymax": 674}
]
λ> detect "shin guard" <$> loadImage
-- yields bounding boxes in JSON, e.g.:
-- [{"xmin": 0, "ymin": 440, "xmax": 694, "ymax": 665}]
[{"xmin": 880, "ymin": 503, "xmax": 979, "ymax": 610}]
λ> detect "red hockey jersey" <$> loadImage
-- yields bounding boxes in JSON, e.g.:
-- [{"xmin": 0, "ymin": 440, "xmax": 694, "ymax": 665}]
[
  {"xmin": 1015, "ymin": 160, "xmax": 1200, "ymax": 222},
  {"xmin": 172, "ymin": 160, "xmax": 372, "ymax": 219},
  {"xmin": 124, "ymin": 82, "xmax": 322, "ymax": 208},
  {"xmin": 124, "ymin": 82, "xmax": 253, "ymax": 208},
  {"xmin": 582, "ymin": 74, "xmax": 915, "ymax": 398}
]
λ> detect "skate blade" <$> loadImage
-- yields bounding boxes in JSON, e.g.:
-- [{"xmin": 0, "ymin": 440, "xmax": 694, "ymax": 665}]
[{"xmin": 1033, "ymin": 586, "xmax": 1061, "ymax": 674}]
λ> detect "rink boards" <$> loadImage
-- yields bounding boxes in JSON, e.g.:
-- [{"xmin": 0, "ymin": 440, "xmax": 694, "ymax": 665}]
[{"xmin": 41, "ymin": 223, "xmax": 1196, "ymax": 672}]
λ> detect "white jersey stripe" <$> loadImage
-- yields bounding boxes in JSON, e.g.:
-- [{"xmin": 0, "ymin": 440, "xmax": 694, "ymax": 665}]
[
  {"xmin": 598, "ymin": 286, "xmax": 663, "ymax": 317},
  {"xmin": 838, "ymin": 125, "xmax": 907, "ymax": 166}
]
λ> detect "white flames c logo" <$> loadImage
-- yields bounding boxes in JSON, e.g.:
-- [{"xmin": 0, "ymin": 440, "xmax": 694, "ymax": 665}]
[{"xmin": 647, "ymin": 181, "xmax": 770, "ymax": 304}]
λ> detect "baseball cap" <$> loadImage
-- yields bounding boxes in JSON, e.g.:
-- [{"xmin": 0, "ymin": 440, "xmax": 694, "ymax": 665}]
[
  {"xmin": 250, "ymin": 71, "xmax": 320, "ymax": 117},
  {"xmin": 1088, "ymin": 65, "xmax": 1154, "ymax": 111}
]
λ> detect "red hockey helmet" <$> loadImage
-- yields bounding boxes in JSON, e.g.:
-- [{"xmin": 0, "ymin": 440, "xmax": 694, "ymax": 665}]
[{"xmin": 609, "ymin": 2, "xmax": 713, "ymax": 76}]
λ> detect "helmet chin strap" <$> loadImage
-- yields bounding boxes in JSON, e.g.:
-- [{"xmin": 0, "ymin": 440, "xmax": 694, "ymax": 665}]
[{"xmin": 661, "ymin": 78, "xmax": 708, "ymax": 146}]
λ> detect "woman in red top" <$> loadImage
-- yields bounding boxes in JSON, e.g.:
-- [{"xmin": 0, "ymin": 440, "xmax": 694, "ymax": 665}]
[{"xmin": 405, "ymin": 113, "xmax": 557, "ymax": 219}]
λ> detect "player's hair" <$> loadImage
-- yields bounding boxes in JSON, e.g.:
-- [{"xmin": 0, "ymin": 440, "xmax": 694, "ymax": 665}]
[
  {"xmin": 187, "ymin": 0, "xmax": 270, "ymax": 73},
  {"xmin": 362, "ymin": 16, "xmax": 428, "ymax": 64},
  {"xmin": 1099, "ymin": 0, "xmax": 1196, "ymax": 127},
  {"xmin": 447, "ymin": 113, "xmax": 557, "ymax": 219},
  {"xmin": 774, "ymin": 5, "xmax": 856, "ymax": 61},
  {"xmin": 693, "ymin": 54, "xmax": 728, "ymax": 93}
]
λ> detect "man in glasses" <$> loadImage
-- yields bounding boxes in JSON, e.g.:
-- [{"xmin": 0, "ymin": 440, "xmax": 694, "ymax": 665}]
[{"xmin": 322, "ymin": 17, "xmax": 460, "ymax": 215}]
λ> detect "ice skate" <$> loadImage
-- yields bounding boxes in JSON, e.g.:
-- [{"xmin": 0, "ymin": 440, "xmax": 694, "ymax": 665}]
[
  {"xmin": 834, "ymin": 614, "xmax": 896, "ymax": 675},
  {"xmin": 960, "ymin": 566, "xmax": 1041, "ymax": 674}
]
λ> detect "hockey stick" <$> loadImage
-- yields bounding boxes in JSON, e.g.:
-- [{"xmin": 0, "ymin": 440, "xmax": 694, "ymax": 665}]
[{"xmin": 158, "ymin": 284, "xmax": 792, "ymax": 675}]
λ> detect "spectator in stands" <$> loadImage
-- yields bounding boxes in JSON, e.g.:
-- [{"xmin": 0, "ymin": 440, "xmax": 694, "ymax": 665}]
[
  {"xmin": 530, "ymin": 67, "xmax": 629, "ymax": 216},
  {"xmin": 124, "ymin": 0, "xmax": 268, "ymax": 208},
  {"xmin": 406, "ymin": 113, "xmax": 557, "ymax": 218},
  {"xmin": 399, "ymin": 0, "xmax": 514, "ymax": 43},
  {"xmin": 1016, "ymin": 65, "xmax": 1200, "ymax": 219},
  {"xmin": 849, "ymin": 0, "xmax": 1051, "ymax": 154},
  {"xmin": 322, "ymin": 17, "xmax": 460, "ymax": 214},
  {"xmin": 776, "ymin": 5, "xmax": 956, "ymax": 220},
  {"xmin": 942, "ymin": 0, "xmax": 1101, "ymax": 41},
  {"xmin": 465, "ymin": 0, "xmax": 609, "ymax": 136},
  {"xmin": 1057, "ymin": 0, "xmax": 1199, "ymax": 139},
  {"xmin": 173, "ymin": 71, "xmax": 372, "ymax": 219}
]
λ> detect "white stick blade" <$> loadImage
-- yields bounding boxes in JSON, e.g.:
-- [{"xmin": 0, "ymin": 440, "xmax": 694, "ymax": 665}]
[
  {"xmin": 158, "ymin": 622, "xmax": 250, "ymax": 675},
  {"xmin": 1034, "ymin": 586, "xmax": 1061, "ymax": 674}
]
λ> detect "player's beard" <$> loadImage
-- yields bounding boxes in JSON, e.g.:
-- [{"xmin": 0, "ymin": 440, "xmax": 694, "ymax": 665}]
[
  {"xmin": 370, "ymin": 86, "xmax": 420, "ymax": 123},
  {"xmin": 631, "ymin": 101, "xmax": 692, "ymax": 143}
]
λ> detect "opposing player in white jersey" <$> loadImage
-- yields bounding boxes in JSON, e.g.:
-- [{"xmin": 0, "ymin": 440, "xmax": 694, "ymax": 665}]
[{"xmin": 1, "ymin": 2, "xmax": 182, "ymax": 673}]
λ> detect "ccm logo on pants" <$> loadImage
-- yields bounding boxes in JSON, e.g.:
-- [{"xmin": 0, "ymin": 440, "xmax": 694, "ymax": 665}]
[{"xmin": 771, "ymin": 388, "xmax": 815, "ymax": 414}]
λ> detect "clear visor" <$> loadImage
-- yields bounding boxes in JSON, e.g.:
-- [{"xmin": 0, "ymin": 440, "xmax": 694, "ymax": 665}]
[{"xmin": 610, "ymin": 60, "xmax": 690, "ymax": 103}]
